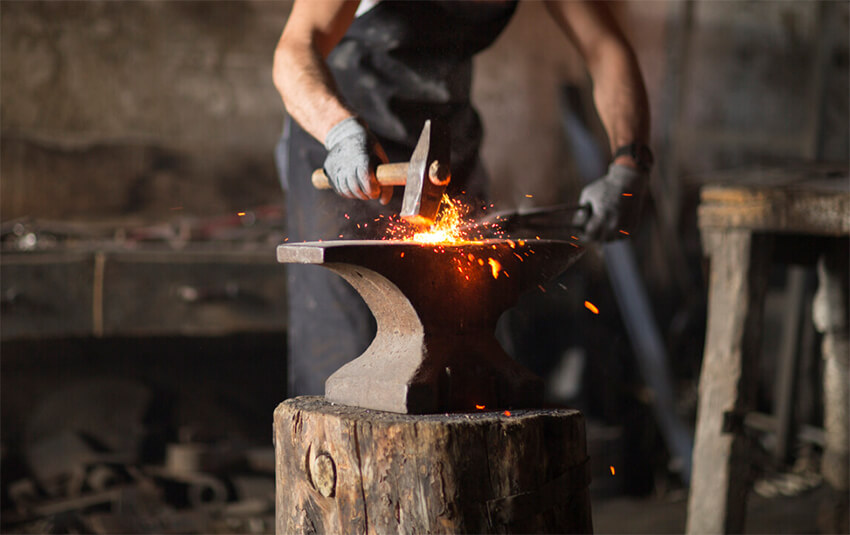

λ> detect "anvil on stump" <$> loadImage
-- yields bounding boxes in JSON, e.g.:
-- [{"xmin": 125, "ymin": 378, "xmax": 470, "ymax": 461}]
[
  {"xmin": 275, "ymin": 239, "xmax": 592, "ymax": 534},
  {"xmin": 277, "ymin": 239, "xmax": 584, "ymax": 414}
]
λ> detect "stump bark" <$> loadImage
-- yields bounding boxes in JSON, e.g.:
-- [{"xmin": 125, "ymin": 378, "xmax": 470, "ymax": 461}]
[{"xmin": 274, "ymin": 396, "xmax": 592, "ymax": 534}]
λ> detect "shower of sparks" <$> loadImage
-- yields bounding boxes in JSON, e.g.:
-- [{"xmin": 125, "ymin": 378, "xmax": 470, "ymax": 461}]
[
  {"xmin": 381, "ymin": 194, "xmax": 506, "ymax": 244},
  {"xmin": 338, "ymin": 193, "xmax": 556, "ymax": 281}
]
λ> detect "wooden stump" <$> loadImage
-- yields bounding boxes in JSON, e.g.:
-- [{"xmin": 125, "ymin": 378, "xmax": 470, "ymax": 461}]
[{"xmin": 274, "ymin": 396, "xmax": 592, "ymax": 534}]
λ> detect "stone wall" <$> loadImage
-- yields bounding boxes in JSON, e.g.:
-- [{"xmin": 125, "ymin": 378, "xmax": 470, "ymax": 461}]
[
  {"xmin": 1, "ymin": 1, "xmax": 846, "ymax": 223},
  {"xmin": 1, "ymin": 0, "xmax": 292, "ymax": 220}
]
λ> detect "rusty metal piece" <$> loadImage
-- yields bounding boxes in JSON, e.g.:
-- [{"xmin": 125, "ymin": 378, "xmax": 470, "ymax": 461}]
[
  {"xmin": 277, "ymin": 239, "xmax": 583, "ymax": 413},
  {"xmin": 428, "ymin": 160, "xmax": 450, "ymax": 187}
]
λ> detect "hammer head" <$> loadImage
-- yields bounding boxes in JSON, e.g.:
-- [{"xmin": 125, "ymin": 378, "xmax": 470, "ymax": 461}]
[{"xmin": 400, "ymin": 120, "xmax": 451, "ymax": 226}]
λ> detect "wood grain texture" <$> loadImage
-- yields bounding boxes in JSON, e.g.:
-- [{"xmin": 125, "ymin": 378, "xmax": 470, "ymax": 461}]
[
  {"xmin": 697, "ymin": 164, "xmax": 850, "ymax": 236},
  {"xmin": 687, "ymin": 230, "xmax": 773, "ymax": 534},
  {"xmin": 275, "ymin": 396, "xmax": 592, "ymax": 534}
]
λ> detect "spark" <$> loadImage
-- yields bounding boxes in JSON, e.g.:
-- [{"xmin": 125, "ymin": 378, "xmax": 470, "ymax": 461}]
[
  {"xmin": 475, "ymin": 404, "xmax": 486, "ymax": 410},
  {"xmin": 400, "ymin": 252, "xmax": 405, "ymax": 258},
  {"xmin": 538, "ymin": 284, "xmax": 546, "ymax": 293},
  {"xmin": 525, "ymin": 194, "xmax": 533, "ymax": 198},
  {"xmin": 487, "ymin": 258, "xmax": 501, "ymax": 279},
  {"xmin": 237, "ymin": 212, "xmax": 246, "ymax": 216},
  {"xmin": 407, "ymin": 195, "xmax": 473, "ymax": 244},
  {"xmin": 610, "ymin": 466, "xmax": 616, "ymax": 475},
  {"xmin": 622, "ymin": 193, "xmax": 633, "ymax": 197},
  {"xmin": 619, "ymin": 230, "xmax": 630, "ymax": 236},
  {"xmin": 585, "ymin": 301, "xmax": 599, "ymax": 314},
  {"xmin": 503, "ymin": 410, "xmax": 511, "ymax": 416}
]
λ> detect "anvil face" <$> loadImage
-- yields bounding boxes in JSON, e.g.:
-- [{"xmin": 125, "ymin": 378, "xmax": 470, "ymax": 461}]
[{"xmin": 277, "ymin": 239, "xmax": 584, "ymax": 414}]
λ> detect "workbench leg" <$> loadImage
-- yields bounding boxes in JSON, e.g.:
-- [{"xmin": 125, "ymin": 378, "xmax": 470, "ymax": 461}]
[
  {"xmin": 813, "ymin": 243, "xmax": 849, "ymax": 532},
  {"xmin": 687, "ymin": 230, "xmax": 772, "ymax": 535}
]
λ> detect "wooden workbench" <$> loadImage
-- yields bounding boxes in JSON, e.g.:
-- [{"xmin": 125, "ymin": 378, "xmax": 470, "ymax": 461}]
[{"xmin": 688, "ymin": 163, "xmax": 849, "ymax": 534}]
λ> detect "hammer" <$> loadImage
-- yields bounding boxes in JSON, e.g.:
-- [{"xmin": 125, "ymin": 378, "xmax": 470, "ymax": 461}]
[{"xmin": 311, "ymin": 120, "xmax": 451, "ymax": 226}]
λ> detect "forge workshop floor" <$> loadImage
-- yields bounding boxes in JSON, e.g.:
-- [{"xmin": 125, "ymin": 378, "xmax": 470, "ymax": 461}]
[{"xmin": 592, "ymin": 485, "xmax": 829, "ymax": 535}]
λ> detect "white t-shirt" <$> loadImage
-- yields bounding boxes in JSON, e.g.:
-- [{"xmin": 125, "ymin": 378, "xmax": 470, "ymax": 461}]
[{"xmin": 355, "ymin": 0, "xmax": 380, "ymax": 18}]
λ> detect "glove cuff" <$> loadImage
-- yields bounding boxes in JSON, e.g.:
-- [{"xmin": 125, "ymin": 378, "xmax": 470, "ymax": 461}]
[
  {"xmin": 324, "ymin": 116, "xmax": 367, "ymax": 150},
  {"xmin": 607, "ymin": 162, "xmax": 647, "ymax": 187}
]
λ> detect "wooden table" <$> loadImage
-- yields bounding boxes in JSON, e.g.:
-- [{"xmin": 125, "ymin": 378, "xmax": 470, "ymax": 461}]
[{"xmin": 688, "ymin": 163, "xmax": 849, "ymax": 534}]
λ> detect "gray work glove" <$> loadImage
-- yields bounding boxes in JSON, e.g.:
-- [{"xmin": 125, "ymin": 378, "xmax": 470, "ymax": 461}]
[
  {"xmin": 572, "ymin": 163, "xmax": 648, "ymax": 242},
  {"xmin": 323, "ymin": 117, "xmax": 390, "ymax": 202}
]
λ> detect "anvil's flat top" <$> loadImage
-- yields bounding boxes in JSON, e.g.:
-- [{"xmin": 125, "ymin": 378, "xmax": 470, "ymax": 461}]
[
  {"xmin": 278, "ymin": 396, "xmax": 583, "ymax": 423},
  {"xmin": 277, "ymin": 239, "xmax": 581, "ymax": 264}
]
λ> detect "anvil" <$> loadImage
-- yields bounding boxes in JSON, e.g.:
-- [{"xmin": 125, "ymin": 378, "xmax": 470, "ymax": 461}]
[{"xmin": 277, "ymin": 239, "xmax": 584, "ymax": 414}]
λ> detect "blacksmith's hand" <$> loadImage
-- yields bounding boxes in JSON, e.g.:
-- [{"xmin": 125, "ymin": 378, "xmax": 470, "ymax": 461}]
[
  {"xmin": 572, "ymin": 163, "xmax": 648, "ymax": 242},
  {"xmin": 323, "ymin": 117, "xmax": 391, "ymax": 203}
]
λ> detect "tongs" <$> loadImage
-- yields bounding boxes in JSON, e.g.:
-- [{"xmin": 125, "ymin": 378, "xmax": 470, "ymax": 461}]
[{"xmin": 476, "ymin": 203, "xmax": 591, "ymax": 233}]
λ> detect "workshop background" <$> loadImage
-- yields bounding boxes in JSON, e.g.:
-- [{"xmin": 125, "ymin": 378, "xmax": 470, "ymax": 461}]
[{"xmin": 1, "ymin": 1, "xmax": 847, "ymax": 534}]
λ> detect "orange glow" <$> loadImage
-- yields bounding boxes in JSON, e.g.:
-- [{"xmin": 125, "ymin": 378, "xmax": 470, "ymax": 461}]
[
  {"xmin": 475, "ymin": 404, "xmax": 486, "ymax": 410},
  {"xmin": 503, "ymin": 410, "xmax": 511, "ymax": 416},
  {"xmin": 610, "ymin": 466, "xmax": 616, "ymax": 475},
  {"xmin": 488, "ymin": 258, "xmax": 501, "ymax": 279},
  {"xmin": 585, "ymin": 301, "xmax": 599, "ymax": 314},
  {"xmin": 409, "ymin": 195, "xmax": 465, "ymax": 244}
]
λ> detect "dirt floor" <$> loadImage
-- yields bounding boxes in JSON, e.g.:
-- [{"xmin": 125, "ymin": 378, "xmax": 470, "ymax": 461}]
[{"xmin": 593, "ymin": 484, "xmax": 832, "ymax": 534}]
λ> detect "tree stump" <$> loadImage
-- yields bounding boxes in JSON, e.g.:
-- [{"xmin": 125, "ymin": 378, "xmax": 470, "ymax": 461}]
[{"xmin": 274, "ymin": 396, "xmax": 592, "ymax": 534}]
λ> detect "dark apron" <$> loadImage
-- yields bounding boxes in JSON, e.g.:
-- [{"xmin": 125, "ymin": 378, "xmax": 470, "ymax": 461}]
[{"xmin": 277, "ymin": 1, "xmax": 518, "ymax": 396}]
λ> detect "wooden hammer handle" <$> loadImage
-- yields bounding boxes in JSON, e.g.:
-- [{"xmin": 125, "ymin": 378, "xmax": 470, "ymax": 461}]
[{"xmin": 311, "ymin": 162, "xmax": 409, "ymax": 189}]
